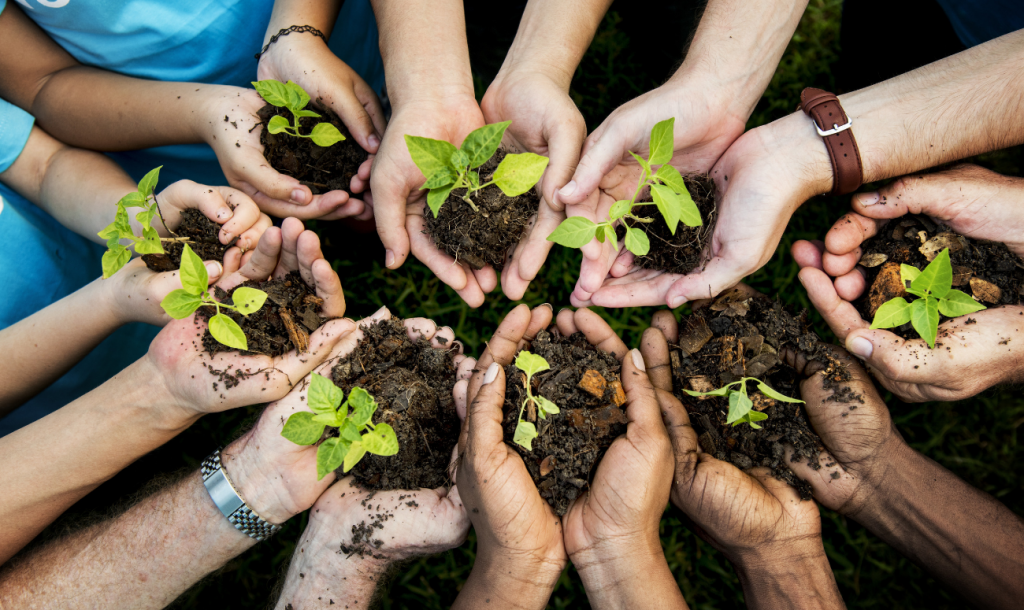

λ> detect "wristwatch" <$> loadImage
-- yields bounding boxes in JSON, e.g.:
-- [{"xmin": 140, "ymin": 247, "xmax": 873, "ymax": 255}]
[
  {"xmin": 201, "ymin": 448, "xmax": 281, "ymax": 542},
  {"xmin": 800, "ymin": 87, "xmax": 864, "ymax": 196}
]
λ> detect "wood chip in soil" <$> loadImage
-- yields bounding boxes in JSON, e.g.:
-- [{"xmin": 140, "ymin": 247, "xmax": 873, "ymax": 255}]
[
  {"xmin": 627, "ymin": 173, "xmax": 717, "ymax": 275},
  {"xmin": 142, "ymin": 208, "xmax": 227, "ymax": 272}
]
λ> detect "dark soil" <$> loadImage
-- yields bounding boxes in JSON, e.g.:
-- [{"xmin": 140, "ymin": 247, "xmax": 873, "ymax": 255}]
[
  {"xmin": 503, "ymin": 329, "xmax": 627, "ymax": 516},
  {"xmin": 331, "ymin": 319, "xmax": 461, "ymax": 491},
  {"xmin": 628, "ymin": 173, "xmax": 717, "ymax": 274},
  {"xmin": 854, "ymin": 214, "xmax": 1024, "ymax": 340},
  {"xmin": 198, "ymin": 271, "xmax": 326, "ymax": 357},
  {"xmin": 142, "ymin": 208, "xmax": 227, "ymax": 272},
  {"xmin": 669, "ymin": 291, "xmax": 858, "ymax": 499},
  {"xmin": 257, "ymin": 102, "xmax": 368, "ymax": 195},
  {"xmin": 423, "ymin": 149, "xmax": 540, "ymax": 271}
]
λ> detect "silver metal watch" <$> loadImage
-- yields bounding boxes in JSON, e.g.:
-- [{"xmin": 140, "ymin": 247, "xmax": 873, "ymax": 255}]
[{"xmin": 201, "ymin": 448, "xmax": 282, "ymax": 542}]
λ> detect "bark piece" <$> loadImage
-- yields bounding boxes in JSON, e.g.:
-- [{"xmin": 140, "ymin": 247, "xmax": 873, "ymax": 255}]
[
  {"xmin": 970, "ymin": 277, "xmax": 1002, "ymax": 303},
  {"xmin": 539, "ymin": 456, "xmax": 554, "ymax": 477},
  {"xmin": 608, "ymin": 380, "xmax": 626, "ymax": 407},
  {"xmin": 919, "ymin": 231, "xmax": 966, "ymax": 261},
  {"xmin": 868, "ymin": 262, "xmax": 907, "ymax": 317},
  {"xmin": 678, "ymin": 316, "xmax": 714, "ymax": 355},
  {"xmin": 858, "ymin": 252, "xmax": 888, "ymax": 268},
  {"xmin": 752, "ymin": 392, "xmax": 776, "ymax": 412},
  {"xmin": 279, "ymin": 308, "xmax": 309, "ymax": 353},
  {"xmin": 578, "ymin": 370, "xmax": 608, "ymax": 398},
  {"xmin": 952, "ymin": 265, "xmax": 974, "ymax": 287}
]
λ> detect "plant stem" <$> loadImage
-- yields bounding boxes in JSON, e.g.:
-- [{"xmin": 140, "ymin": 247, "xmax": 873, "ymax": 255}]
[
  {"xmin": 153, "ymin": 197, "xmax": 178, "ymax": 238},
  {"xmin": 461, "ymin": 194, "xmax": 480, "ymax": 213}
]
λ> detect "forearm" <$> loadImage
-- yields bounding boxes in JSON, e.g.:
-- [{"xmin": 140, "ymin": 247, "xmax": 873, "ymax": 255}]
[
  {"xmin": 851, "ymin": 441, "xmax": 1024, "ymax": 610},
  {"xmin": 0, "ymin": 357, "xmax": 194, "ymax": 564},
  {"xmin": 733, "ymin": 544, "xmax": 845, "ymax": 610},
  {"xmin": 573, "ymin": 543, "xmax": 688, "ymax": 610},
  {"xmin": 452, "ymin": 549, "xmax": 563, "ymax": 610},
  {"xmin": 0, "ymin": 471, "xmax": 254, "ymax": 608},
  {"xmin": 264, "ymin": 0, "xmax": 342, "ymax": 41}
]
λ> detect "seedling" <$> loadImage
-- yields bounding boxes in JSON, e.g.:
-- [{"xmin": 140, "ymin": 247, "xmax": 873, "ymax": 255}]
[
  {"xmin": 280, "ymin": 373, "xmax": 399, "ymax": 480},
  {"xmin": 159, "ymin": 244, "xmax": 268, "ymax": 351},
  {"xmin": 405, "ymin": 121, "xmax": 550, "ymax": 216},
  {"xmin": 98, "ymin": 166, "xmax": 187, "ymax": 278},
  {"xmin": 547, "ymin": 118, "xmax": 701, "ymax": 257},
  {"xmin": 252, "ymin": 79, "xmax": 346, "ymax": 147},
  {"xmin": 870, "ymin": 248, "xmax": 986, "ymax": 348},
  {"xmin": 511, "ymin": 351, "xmax": 561, "ymax": 451},
  {"xmin": 684, "ymin": 377, "xmax": 803, "ymax": 429}
]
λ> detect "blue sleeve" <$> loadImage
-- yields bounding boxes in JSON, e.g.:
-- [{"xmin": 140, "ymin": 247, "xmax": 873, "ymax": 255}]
[
  {"xmin": 0, "ymin": 97, "xmax": 34, "ymax": 174},
  {"xmin": 0, "ymin": 1, "xmax": 6, "ymax": 18}
]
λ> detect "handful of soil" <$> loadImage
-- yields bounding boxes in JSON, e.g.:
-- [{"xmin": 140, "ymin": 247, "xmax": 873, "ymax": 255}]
[
  {"xmin": 855, "ymin": 214, "xmax": 1024, "ymax": 340},
  {"xmin": 258, "ymin": 102, "xmax": 368, "ymax": 195},
  {"xmin": 331, "ymin": 319, "xmax": 461, "ymax": 491},
  {"xmin": 424, "ymin": 149, "xmax": 540, "ymax": 271},
  {"xmin": 627, "ymin": 173, "xmax": 717, "ymax": 275},
  {"xmin": 669, "ymin": 291, "xmax": 856, "ymax": 499},
  {"xmin": 199, "ymin": 271, "xmax": 326, "ymax": 357},
  {"xmin": 142, "ymin": 209, "xmax": 227, "ymax": 272},
  {"xmin": 503, "ymin": 329, "xmax": 628, "ymax": 516}
]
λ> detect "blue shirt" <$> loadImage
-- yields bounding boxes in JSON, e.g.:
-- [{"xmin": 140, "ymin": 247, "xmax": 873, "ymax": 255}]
[{"xmin": 936, "ymin": 0, "xmax": 1024, "ymax": 48}]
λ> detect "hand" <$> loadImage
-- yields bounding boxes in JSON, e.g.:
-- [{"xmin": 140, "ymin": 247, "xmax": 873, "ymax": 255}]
[
  {"xmin": 481, "ymin": 69, "xmax": 586, "ymax": 300},
  {"xmin": 369, "ymin": 97, "xmax": 498, "ymax": 307},
  {"xmin": 793, "ymin": 240, "xmax": 1024, "ymax": 402}
]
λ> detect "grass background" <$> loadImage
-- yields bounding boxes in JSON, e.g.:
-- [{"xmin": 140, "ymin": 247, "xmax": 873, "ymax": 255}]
[{"xmin": 47, "ymin": 1, "xmax": 1022, "ymax": 608}]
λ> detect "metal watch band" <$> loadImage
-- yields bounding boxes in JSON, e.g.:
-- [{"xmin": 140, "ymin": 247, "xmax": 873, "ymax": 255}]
[
  {"xmin": 201, "ymin": 449, "xmax": 282, "ymax": 542},
  {"xmin": 800, "ymin": 87, "xmax": 864, "ymax": 196}
]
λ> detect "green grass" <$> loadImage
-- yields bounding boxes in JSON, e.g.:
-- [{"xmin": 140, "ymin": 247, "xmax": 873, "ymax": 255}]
[{"xmin": 43, "ymin": 1, "xmax": 1023, "ymax": 608}]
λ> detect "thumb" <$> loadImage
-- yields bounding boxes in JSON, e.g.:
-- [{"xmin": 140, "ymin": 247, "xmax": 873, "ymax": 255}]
[
  {"xmin": 369, "ymin": 157, "xmax": 412, "ymax": 270},
  {"xmin": 844, "ymin": 327, "xmax": 938, "ymax": 391},
  {"xmin": 559, "ymin": 125, "xmax": 629, "ymax": 206},
  {"xmin": 542, "ymin": 122, "xmax": 585, "ymax": 212},
  {"xmin": 851, "ymin": 168, "xmax": 988, "ymax": 221},
  {"xmin": 464, "ymin": 362, "xmax": 507, "ymax": 452}
]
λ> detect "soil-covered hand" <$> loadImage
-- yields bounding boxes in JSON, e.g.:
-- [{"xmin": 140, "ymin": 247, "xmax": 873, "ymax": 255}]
[
  {"xmin": 481, "ymin": 70, "xmax": 587, "ymax": 300},
  {"xmin": 369, "ymin": 97, "xmax": 498, "ymax": 307},
  {"xmin": 793, "ymin": 240, "xmax": 1024, "ymax": 402}
]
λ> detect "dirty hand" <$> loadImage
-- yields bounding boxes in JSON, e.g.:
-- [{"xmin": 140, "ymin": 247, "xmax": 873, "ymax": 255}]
[
  {"xmin": 793, "ymin": 240, "xmax": 1024, "ymax": 402},
  {"xmin": 369, "ymin": 97, "xmax": 498, "ymax": 307}
]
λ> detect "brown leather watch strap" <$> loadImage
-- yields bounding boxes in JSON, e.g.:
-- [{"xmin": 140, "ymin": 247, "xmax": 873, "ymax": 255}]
[{"xmin": 800, "ymin": 87, "xmax": 863, "ymax": 196}]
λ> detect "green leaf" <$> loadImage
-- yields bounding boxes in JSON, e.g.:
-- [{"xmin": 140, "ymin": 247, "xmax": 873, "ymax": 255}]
[
  {"xmin": 677, "ymin": 185, "xmax": 702, "ymax": 227},
  {"xmin": 513, "ymin": 421, "xmax": 538, "ymax": 451},
  {"xmin": 515, "ymin": 351, "xmax": 550, "ymax": 377},
  {"xmin": 284, "ymin": 80, "xmax": 310, "ymax": 110},
  {"xmin": 252, "ymin": 79, "xmax": 292, "ymax": 107},
  {"xmin": 312, "ymin": 412, "xmax": 346, "ymax": 427},
  {"xmin": 118, "ymin": 191, "xmax": 148, "ymax": 209},
  {"xmin": 910, "ymin": 297, "xmax": 940, "ymax": 348},
  {"xmin": 110, "ymin": 205, "xmax": 134, "ymax": 238},
  {"xmin": 938, "ymin": 289, "xmax": 986, "ymax": 318},
  {"xmin": 651, "ymin": 184, "xmax": 681, "ymax": 235},
  {"xmin": 910, "ymin": 248, "xmax": 952, "ymax": 299},
  {"xmin": 291, "ymin": 109, "xmax": 320, "ymax": 119},
  {"xmin": 405, "ymin": 135, "xmax": 459, "ymax": 179},
  {"xmin": 339, "ymin": 419, "xmax": 362, "ymax": 443},
  {"xmin": 309, "ymin": 122, "xmax": 346, "ymax": 147},
  {"xmin": 628, "ymin": 150, "xmax": 651, "ymax": 176},
  {"xmin": 427, "ymin": 184, "xmax": 455, "ymax": 217},
  {"xmin": 467, "ymin": 170, "xmax": 480, "ymax": 189},
  {"xmin": 683, "ymin": 386, "xmax": 731, "ymax": 398},
  {"xmin": 726, "ymin": 391, "xmax": 754, "ymax": 425},
  {"xmin": 267, "ymin": 115, "xmax": 291, "ymax": 134},
  {"xmin": 493, "ymin": 152, "xmax": 549, "ymax": 197},
  {"xmin": 748, "ymin": 410, "xmax": 768, "ymax": 422},
  {"xmin": 231, "ymin": 287, "xmax": 268, "ymax": 315},
  {"xmin": 308, "ymin": 373, "xmax": 343, "ymax": 415},
  {"xmin": 450, "ymin": 149, "xmax": 470, "ymax": 169},
  {"xmin": 133, "ymin": 226, "xmax": 164, "ymax": 255},
  {"xmin": 755, "ymin": 381, "xmax": 804, "ymax": 403},
  {"xmin": 460, "ymin": 121, "xmax": 510, "ymax": 168},
  {"xmin": 654, "ymin": 164, "xmax": 687, "ymax": 194},
  {"xmin": 547, "ymin": 217, "xmax": 598, "ymax": 248},
  {"xmin": 871, "ymin": 297, "xmax": 912, "ymax": 329},
  {"xmin": 422, "ymin": 168, "xmax": 457, "ymax": 190},
  {"xmin": 602, "ymin": 224, "xmax": 620, "ymax": 251},
  {"xmin": 343, "ymin": 441, "xmax": 367, "ymax": 473},
  {"xmin": 137, "ymin": 166, "xmax": 162, "ymax": 198},
  {"xmin": 160, "ymin": 289, "xmax": 202, "ymax": 319},
  {"xmin": 534, "ymin": 396, "xmax": 560, "ymax": 419},
  {"xmin": 101, "ymin": 244, "xmax": 131, "ymax": 279},
  {"xmin": 281, "ymin": 412, "xmax": 326, "ymax": 446},
  {"xmin": 361, "ymin": 423, "xmax": 399, "ymax": 456},
  {"xmin": 900, "ymin": 264, "xmax": 921, "ymax": 286},
  {"xmin": 624, "ymin": 227, "xmax": 650, "ymax": 256},
  {"xmin": 209, "ymin": 313, "xmax": 248, "ymax": 351},
  {"xmin": 609, "ymin": 199, "xmax": 632, "ymax": 221},
  {"xmin": 317, "ymin": 437, "xmax": 349, "ymax": 480},
  {"xmin": 178, "ymin": 243, "xmax": 208, "ymax": 295},
  {"xmin": 648, "ymin": 118, "xmax": 675, "ymax": 166},
  {"xmin": 135, "ymin": 206, "xmax": 157, "ymax": 229},
  {"xmin": 347, "ymin": 387, "xmax": 378, "ymax": 428}
]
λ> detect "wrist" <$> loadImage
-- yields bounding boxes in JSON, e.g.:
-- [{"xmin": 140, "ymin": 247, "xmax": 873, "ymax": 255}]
[
  {"xmin": 733, "ymin": 538, "xmax": 843, "ymax": 609},
  {"xmin": 219, "ymin": 433, "xmax": 300, "ymax": 525},
  {"xmin": 759, "ymin": 110, "xmax": 835, "ymax": 201},
  {"xmin": 842, "ymin": 433, "xmax": 916, "ymax": 524},
  {"xmin": 572, "ymin": 536, "xmax": 671, "ymax": 599},
  {"xmin": 123, "ymin": 355, "xmax": 200, "ymax": 434}
]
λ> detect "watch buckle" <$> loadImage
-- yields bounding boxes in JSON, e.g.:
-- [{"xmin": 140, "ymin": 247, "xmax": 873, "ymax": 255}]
[{"xmin": 815, "ymin": 118, "xmax": 853, "ymax": 137}]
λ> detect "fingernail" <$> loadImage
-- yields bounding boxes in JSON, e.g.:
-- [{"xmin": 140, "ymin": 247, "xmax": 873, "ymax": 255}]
[
  {"xmin": 217, "ymin": 208, "xmax": 231, "ymax": 220},
  {"xmin": 540, "ymin": 303, "xmax": 552, "ymax": 311},
  {"xmin": 221, "ymin": 230, "xmax": 233, "ymax": 242},
  {"xmin": 630, "ymin": 348, "xmax": 645, "ymax": 371},
  {"xmin": 368, "ymin": 134, "xmax": 381, "ymax": 148},
  {"xmin": 204, "ymin": 261, "xmax": 223, "ymax": 277},
  {"xmin": 385, "ymin": 249, "xmax": 396, "ymax": 268},
  {"xmin": 483, "ymin": 362, "xmax": 500, "ymax": 385},
  {"xmin": 859, "ymin": 192, "xmax": 880, "ymax": 207},
  {"xmin": 668, "ymin": 295, "xmax": 687, "ymax": 309},
  {"xmin": 559, "ymin": 180, "xmax": 577, "ymax": 197},
  {"xmin": 291, "ymin": 189, "xmax": 308, "ymax": 205},
  {"xmin": 848, "ymin": 336, "xmax": 873, "ymax": 359}
]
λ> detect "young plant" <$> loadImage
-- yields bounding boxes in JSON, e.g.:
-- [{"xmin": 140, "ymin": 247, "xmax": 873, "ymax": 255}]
[
  {"xmin": 511, "ymin": 351, "xmax": 561, "ymax": 451},
  {"xmin": 870, "ymin": 248, "xmax": 986, "ymax": 348},
  {"xmin": 252, "ymin": 79, "xmax": 346, "ymax": 147},
  {"xmin": 684, "ymin": 377, "xmax": 803, "ymax": 429},
  {"xmin": 98, "ymin": 166, "xmax": 182, "ymax": 278},
  {"xmin": 159, "ymin": 244, "xmax": 268, "ymax": 351},
  {"xmin": 405, "ymin": 121, "xmax": 550, "ymax": 216},
  {"xmin": 280, "ymin": 373, "xmax": 399, "ymax": 480},
  {"xmin": 547, "ymin": 117, "xmax": 701, "ymax": 257}
]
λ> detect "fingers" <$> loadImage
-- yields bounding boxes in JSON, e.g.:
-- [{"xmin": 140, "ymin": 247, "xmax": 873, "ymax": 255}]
[
  {"xmin": 640, "ymin": 327, "xmax": 673, "ymax": 392},
  {"xmin": 406, "ymin": 212, "xmax": 484, "ymax": 307},
  {"xmin": 231, "ymin": 148, "xmax": 313, "ymax": 207},
  {"xmin": 466, "ymin": 363, "xmax": 507, "ymax": 449},
  {"xmin": 265, "ymin": 318, "xmax": 358, "ymax": 398},
  {"xmin": 842, "ymin": 328, "xmax": 940, "ymax": 395},
  {"xmin": 501, "ymin": 208, "xmax": 559, "ymax": 301},
  {"xmin": 651, "ymin": 310, "xmax": 679, "ymax": 344},
  {"xmin": 541, "ymin": 119, "xmax": 587, "ymax": 212},
  {"xmin": 823, "ymin": 212, "xmax": 883, "ymax": 257},
  {"xmin": 797, "ymin": 267, "xmax": 869, "ymax": 342},
  {"xmin": 559, "ymin": 124, "xmax": 626, "ymax": 207},
  {"xmin": 469, "ymin": 304, "xmax": 533, "ymax": 400},
  {"xmin": 850, "ymin": 166, "xmax": 998, "ymax": 222},
  {"xmin": 621, "ymin": 349, "xmax": 666, "ymax": 434},
  {"xmin": 791, "ymin": 239, "xmax": 825, "ymax": 271},
  {"xmin": 274, "ymin": 217, "xmax": 305, "ymax": 279},
  {"xmin": 655, "ymin": 388, "xmax": 702, "ymax": 482},
  {"xmin": 217, "ymin": 226, "xmax": 282, "ymax": 289},
  {"xmin": 330, "ymin": 80, "xmax": 383, "ymax": 154},
  {"xmin": 746, "ymin": 466, "xmax": 804, "ymax": 505},
  {"xmin": 432, "ymin": 325, "xmax": 456, "ymax": 350},
  {"xmin": 370, "ymin": 152, "xmax": 413, "ymax": 271},
  {"xmin": 573, "ymin": 308, "xmax": 628, "ymax": 361},
  {"xmin": 312, "ymin": 258, "xmax": 346, "ymax": 318},
  {"xmin": 404, "ymin": 318, "xmax": 438, "ymax": 342},
  {"xmin": 665, "ymin": 254, "xmax": 752, "ymax": 308},
  {"xmin": 356, "ymin": 81, "xmax": 387, "ymax": 145}
]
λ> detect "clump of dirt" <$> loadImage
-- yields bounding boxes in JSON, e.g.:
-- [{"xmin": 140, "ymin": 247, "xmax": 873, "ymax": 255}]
[
  {"xmin": 503, "ymin": 329, "xmax": 627, "ymax": 516},
  {"xmin": 669, "ymin": 291, "xmax": 857, "ymax": 499},
  {"xmin": 331, "ymin": 319, "xmax": 461, "ymax": 491},
  {"xmin": 423, "ymin": 149, "xmax": 540, "ymax": 271},
  {"xmin": 142, "ymin": 208, "xmax": 227, "ymax": 271},
  {"xmin": 198, "ymin": 271, "xmax": 326, "ymax": 357},
  {"xmin": 340, "ymin": 496, "xmax": 393, "ymax": 560},
  {"xmin": 628, "ymin": 173, "xmax": 717, "ymax": 275},
  {"xmin": 257, "ymin": 102, "xmax": 368, "ymax": 195},
  {"xmin": 854, "ymin": 214, "xmax": 1024, "ymax": 340}
]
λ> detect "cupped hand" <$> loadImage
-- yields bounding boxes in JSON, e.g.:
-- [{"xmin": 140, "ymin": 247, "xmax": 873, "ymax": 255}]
[{"xmin": 793, "ymin": 240, "xmax": 1024, "ymax": 402}]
